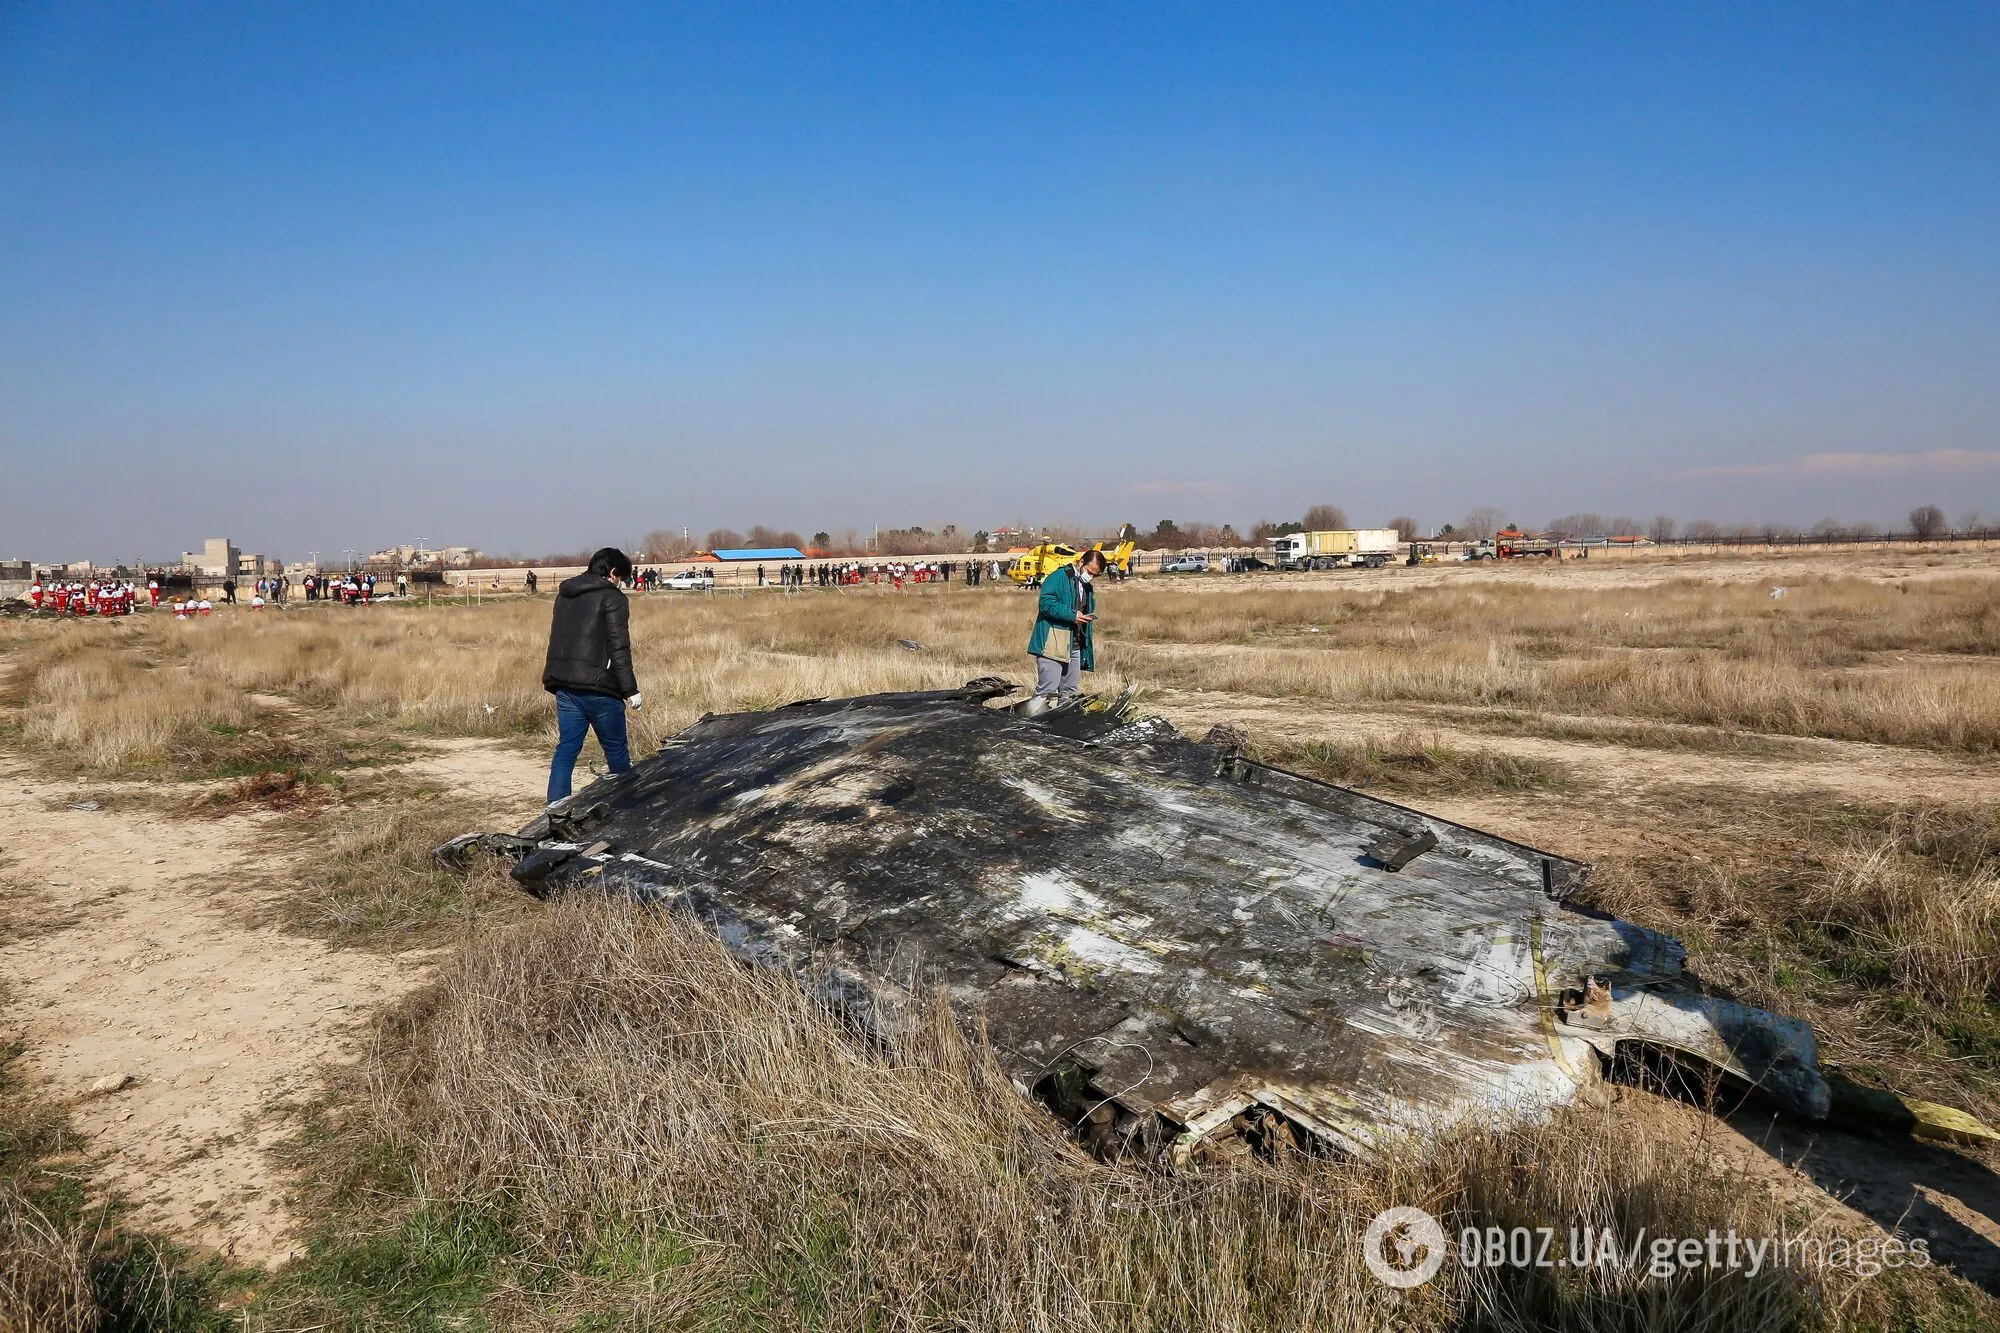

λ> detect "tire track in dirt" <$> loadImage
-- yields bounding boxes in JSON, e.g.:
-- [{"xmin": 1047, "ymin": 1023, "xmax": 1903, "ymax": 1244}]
[{"xmin": 1146, "ymin": 689, "xmax": 2000, "ymax": 808}]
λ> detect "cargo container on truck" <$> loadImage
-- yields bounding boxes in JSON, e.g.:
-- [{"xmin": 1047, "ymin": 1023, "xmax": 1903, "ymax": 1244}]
[{"xmin": 1272, "ymin": 529, "xmax": 1400, "ymax": 571}]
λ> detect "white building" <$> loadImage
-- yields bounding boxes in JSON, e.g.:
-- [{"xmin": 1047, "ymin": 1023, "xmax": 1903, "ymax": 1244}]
[{"xmin": 179, "ymin": 537, "xmax": 240, "ymax": 577}]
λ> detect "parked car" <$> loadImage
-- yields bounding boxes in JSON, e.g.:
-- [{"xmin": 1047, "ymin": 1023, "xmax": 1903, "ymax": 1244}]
[
  {"xmin": 666, "ymin": 570, "xmax": 715, "ymax": 590},
  {"xmin": 1160, "ymin": 553, "xmax": 1209, "ymax": 573}
]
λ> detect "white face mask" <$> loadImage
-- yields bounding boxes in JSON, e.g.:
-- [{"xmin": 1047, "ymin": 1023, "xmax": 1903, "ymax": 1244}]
[{"xmin": 1075, "ymin": 566, "xmax": 1094, "ymax": 584}]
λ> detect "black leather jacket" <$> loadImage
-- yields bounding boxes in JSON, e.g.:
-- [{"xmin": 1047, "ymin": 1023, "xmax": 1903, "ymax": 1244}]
[{"xmin": 542, "ymin": 574, "xmax": 638, "ymax": 699}]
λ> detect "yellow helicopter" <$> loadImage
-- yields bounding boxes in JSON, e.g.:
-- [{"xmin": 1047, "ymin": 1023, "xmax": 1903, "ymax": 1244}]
[{"xmin": 1005, "ymin": 533, "xmax": 1137, "ymax": 585}]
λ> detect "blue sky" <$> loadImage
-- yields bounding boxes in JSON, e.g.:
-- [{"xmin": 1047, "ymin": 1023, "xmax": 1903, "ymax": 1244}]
[{"xmin": 3, "ymin": 2, "xmax": 1996, "ymax": 560}]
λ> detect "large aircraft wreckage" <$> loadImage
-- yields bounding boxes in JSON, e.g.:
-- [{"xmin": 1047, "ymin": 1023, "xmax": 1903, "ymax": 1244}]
[{"xmin": 438, "ymin": 681, "xmax": 1831, "ymax": 1163}]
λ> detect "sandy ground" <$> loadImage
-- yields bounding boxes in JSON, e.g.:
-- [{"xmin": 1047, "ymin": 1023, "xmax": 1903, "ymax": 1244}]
[
  {"xmin": 0, "ymin": 741, "xmax": 544, "ymax": 1266},
  {"xmin": 1149, "ymin": 691, "xmax": 2000, "ymax": 808},
  {"xmin": 399, "ymin": 735, "xmax": 550, "ymax": 799},
  {"xmin": 1599, "ymin": 1091, "xmax": 2000, "ymax": 1295}
]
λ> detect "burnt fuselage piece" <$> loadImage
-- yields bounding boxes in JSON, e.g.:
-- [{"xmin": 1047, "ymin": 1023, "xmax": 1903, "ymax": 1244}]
[{"xmin": 439, "ymin": 684, "xmax": 1828, "ymax": 1160}]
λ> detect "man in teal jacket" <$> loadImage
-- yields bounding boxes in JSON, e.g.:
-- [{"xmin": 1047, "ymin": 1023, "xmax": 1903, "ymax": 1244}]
[{"xmin": 1027, "ymin": 548, "xmax": 1105, "ymax": 704}]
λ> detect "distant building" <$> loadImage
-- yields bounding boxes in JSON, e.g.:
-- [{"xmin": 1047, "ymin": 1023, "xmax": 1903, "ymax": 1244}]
[
  {"xmin": 697, "ymin": 547, "xmax": 808, "ymax": 562},
  {"xmin": 362, "ymin": 543, "xmax": 479, "ymax": 567},
  {"xmin": 237, "ymin": 553, "xmax": 281, "ymax": 578},
  {"xmin": 0, "ymin": 559, "xmax": 31, "ymax": 580},
  {"xmin": 180, "ymin": 537, "xmax": 240, "ymax": 577}
]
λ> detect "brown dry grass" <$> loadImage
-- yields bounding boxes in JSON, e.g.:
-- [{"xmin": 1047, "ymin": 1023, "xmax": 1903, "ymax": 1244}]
[
  {"xmin": 0, "ymin": 594, "xmax": 1042, "ymax": 775},
  {"xmin": 4, "ymin": 568, "xmax": 1998, "ymax": 1327},
  {"xmin": 1587, "ymin": 794, "xmax": 2000, "ymax": 1123},
  {"xmin": 257, "ymin": 899, "xmax": 1927, "ymax": 1332},
  {"xmin": 1253, "ymin": 729, "xmax": 1574, "ymax": 796},
  {"xmin": 1110, "ymin": 576, "xmax": 2000, "ymax": 751},
  {"xmin": 278, "ymin": 796, "xmax": 537, "ymax": 948},
  {"xmin": 2, "ymin": 572, "xmax": 1995, "ymax": 782}
]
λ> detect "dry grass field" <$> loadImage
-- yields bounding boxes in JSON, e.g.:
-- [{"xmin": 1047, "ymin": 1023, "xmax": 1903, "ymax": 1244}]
[{"xmin": 3, "ymin": 551, "xmax": 1999, "ymax": 1330}]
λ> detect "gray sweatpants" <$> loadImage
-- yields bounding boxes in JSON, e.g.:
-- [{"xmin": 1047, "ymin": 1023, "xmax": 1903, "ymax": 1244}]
[{"xmin": 1034, "ymin": 650, "xmax": 1082, "ymax": 702}]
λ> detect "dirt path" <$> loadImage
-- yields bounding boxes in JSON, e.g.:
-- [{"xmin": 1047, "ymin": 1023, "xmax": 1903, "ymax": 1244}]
[
  {"xmin": 398, "ymin": 734, "xmax": 550, "ymax": 804},
  {"xmin": 1148, "ymin": 689, "xmax": 2000, "ymax": 808},
  {"xmin": 0, "ymin": 738, "xmax": 545, "ymax": 1266},
  {"xmin": 0, "ymin": 760, "xmax": 413, "ymax": 1263}
]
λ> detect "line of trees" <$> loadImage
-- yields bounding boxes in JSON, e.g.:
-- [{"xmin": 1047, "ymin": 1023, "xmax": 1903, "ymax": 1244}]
[{"xmin": 603, "ymin": 500, "xmax": 1984, "ymax": 566}]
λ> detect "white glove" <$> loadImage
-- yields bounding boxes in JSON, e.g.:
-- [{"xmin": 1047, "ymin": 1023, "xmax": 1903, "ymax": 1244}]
[{"xmin": 626, "ymin": 693, "xmax": 643, "ymax": 710}]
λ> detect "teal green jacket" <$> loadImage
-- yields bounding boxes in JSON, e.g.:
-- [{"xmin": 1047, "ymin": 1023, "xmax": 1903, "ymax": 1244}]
[{"xmin": 1027, "ymin": 565, "xmax": 1095, "ymax": 670}]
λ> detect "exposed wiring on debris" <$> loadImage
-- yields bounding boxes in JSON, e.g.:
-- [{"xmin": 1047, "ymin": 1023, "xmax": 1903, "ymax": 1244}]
[{"xmin": 1036, "ymin": 1035, "xmax": 1155, "ymax": 1129}]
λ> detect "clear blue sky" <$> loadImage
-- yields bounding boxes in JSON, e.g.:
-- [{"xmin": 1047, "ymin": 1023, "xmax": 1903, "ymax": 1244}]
[{"xmin": 3, "ymin": 2, "xmax": 1996, "ymax": 560}]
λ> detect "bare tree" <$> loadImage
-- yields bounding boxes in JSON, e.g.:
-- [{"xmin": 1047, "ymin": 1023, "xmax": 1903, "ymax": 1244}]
[
  {"xmin": 1683, "ymin": 519, "xmax": 1722, "ymax": 541},
  {"xmin": 1956, "ymin": 511, "xmax": 1983, "ymax": 536},
  {"xmin": 705, "ymin": 528, "xmax": 744, "ymax": 551},
  {"xmin": 1546, "ymin": 512, "xmax": 1609, "ymax": 538},
  {"xmin": 1910, "ymin": 504, "xmax": 1946, "ymax": 539},
  {"xmin": 1460, "ymin": 506, "xmax": 1505, "ymax": 539},
  {"xmin": 642, "ymin": 529, "xmax": 690, "ymax": 561},
  {"xmin": 1647, "ymin": 515, "xmax": 1676, "ymax": 544},
  {"xmin": 877, "ymin": 525, "xmax": 946, "ymax": 556},
  {"xmin": 1387, "ymin": 515, "xmax": 1419, "ymax": 542},
  {"xmin": 1301, "ymin": 504, "xmax": 1348, "ymax": 531},
  {"xmin": 746, "ymin": 525, "xmax": 805, "ymax": 550},
  {"xmin": 1811, "ymin": 518, "xmax": 1848, "ymax": 540}
]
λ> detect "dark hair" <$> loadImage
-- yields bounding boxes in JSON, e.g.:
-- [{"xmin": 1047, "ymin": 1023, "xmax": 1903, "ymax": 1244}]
[
  {"xmin": 587, "ymin": 547, "xmax": 634, "ymax": 581},
  {"xmin": 1078, "ymin": 548, "xmax": 1108, "ymax": 571}
]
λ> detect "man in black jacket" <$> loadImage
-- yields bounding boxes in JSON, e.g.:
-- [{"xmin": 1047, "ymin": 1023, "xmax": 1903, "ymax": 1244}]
[{"xmin": 542, "ymin": 547, "xmax": 642, "ymax": 804}]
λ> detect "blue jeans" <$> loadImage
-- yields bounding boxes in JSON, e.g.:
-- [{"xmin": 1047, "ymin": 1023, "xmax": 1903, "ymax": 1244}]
[{"xmin": 548, "ymin": 689, "xmax": 631, "ymax": 804}]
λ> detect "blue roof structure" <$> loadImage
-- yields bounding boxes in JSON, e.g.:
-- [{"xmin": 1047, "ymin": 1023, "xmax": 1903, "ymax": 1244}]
[{"xmin": 710, "ymin": 547, "xmax": 806, "ymax": 561}]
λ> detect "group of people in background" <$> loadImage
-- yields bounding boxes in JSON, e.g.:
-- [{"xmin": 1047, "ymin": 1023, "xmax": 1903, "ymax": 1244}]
[
  {"xmin": 746, "ymin": 559, "xmax": 1008, "ymax": 589},
  {"xmin": 26, "ymin": 578, "xmax": 149, "ymax": 616},
  {"xmin": 20, "ymin": 553, "xmax": 1040, "ymax": 620},
  {"xmin": 300, "ymin": 571, "xmax": 379, "ymax": 604},
  {"xmin": 22, "ymin": 569, "xmax": 399, "ymax": 615}
]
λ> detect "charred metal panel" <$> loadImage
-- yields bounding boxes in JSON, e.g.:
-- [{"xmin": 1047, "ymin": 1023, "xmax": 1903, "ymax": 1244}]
[{"xmin": 441, "ymin": 684, "xmax": 1828, "ymax": 1159}]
